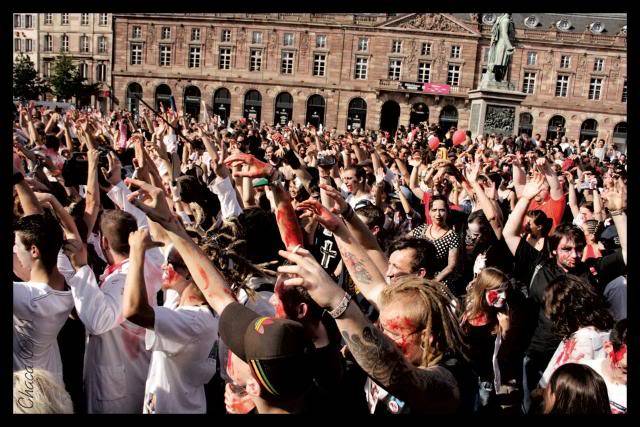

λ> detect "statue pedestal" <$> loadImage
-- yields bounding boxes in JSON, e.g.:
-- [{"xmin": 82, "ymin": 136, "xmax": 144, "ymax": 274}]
[{"xmin": 467, "ymin": 85, "xmax": 527, "ymax": 139}]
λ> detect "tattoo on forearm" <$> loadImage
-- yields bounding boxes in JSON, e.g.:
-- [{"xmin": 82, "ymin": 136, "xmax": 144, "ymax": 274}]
[
  {"xmin": 341, "ymin": 325, "xmax": 459, "ymax": 412},
  {"xmin": 342, "ymin": 251, "xmax": 373, "ymax": 284}
]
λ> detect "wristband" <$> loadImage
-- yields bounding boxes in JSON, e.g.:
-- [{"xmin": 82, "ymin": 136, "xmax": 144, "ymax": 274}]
[
  {"xmin": 328, "ymin": 292, "xmax": 352, "ymax": 319},
  {"xmin": 610, "ymin": 209, "xmax": 625, "ymax": 217}
]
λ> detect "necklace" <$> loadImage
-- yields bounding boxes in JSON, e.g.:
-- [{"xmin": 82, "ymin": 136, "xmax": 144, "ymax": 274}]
[{"xmin": 426, "ymin": 224, "xmax": 448, "ymax": 240}]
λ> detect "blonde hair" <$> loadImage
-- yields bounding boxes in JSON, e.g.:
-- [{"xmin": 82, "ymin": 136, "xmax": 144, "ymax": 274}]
[
  {"xmin": 13, "ymin": 369, "xmax": 73, "ymax": 414},
  {"xmin": 463, "ymin": 267, "xmax": 509, "ymax": 329},
  {"xmin": 380, "ymin": 276, "xmax": 467, "ymax": 368}
]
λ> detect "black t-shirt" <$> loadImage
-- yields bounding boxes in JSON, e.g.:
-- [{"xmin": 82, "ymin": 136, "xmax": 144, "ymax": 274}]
[{"xmin": 310, "ymin": 225, "xmax": 342, "ymax": 279}]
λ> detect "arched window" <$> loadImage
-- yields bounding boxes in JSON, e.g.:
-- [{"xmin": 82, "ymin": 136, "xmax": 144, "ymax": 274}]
[
  {"xmin": 183, "ymin": 85, "xmax": 201, "ymax": 118},
  {"xmin": 347, "ymin": 97, "xmax": 367, "ymax": 131},
  {"xmin": 546, "ymin": 115, "xmax": 566, "ymax": 141},
  {"xmin": 126, "ymin": 82, "xmax": 143, "ymax": 115},
  {"xmin": 380, "ymin": 100, "xmax": 400, "ymax": 134},
  {"xmin": 213, "ymin": 87, "xmax": 231, "ymax": 125},
  {"xmin": 306, "ymin": 94, "xmax": 326, "ymax": 128},
  {"xmin": 518, "ymin": 112, "xmax": 534, "ymax": 137},
  {"xmin": 579, "ymin": 119, "xmax": 598, "ymax": 143},
  {"xmin": 409, "ymin": 102, "xmax": 429, "ymax": 128},
  {"xmin": 439, "ymin": 105, "xmax": 458, "ymax": 131},
  {"xmin": 96, "ymin": 63, "xmax": 106, "ymax": 82},
  {"xmin": 243, "ymin": 90, "xmax": 262, "ymax": 123},
  {"xmin": 274, "ymin": 92, "xmax": 293, "ymax": 126},
  {"xmin": 612, "ymin": 122, "xmax": 627, "ymax": 152},
  {"xmin": 155, "ymin": 84, "xmax": 172, "ymax": 111}
]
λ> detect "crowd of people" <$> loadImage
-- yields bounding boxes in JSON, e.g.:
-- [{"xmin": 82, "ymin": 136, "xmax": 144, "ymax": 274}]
[{"xmin": 12, "ymin": 99, "xmax": 627, "ymax": 414}]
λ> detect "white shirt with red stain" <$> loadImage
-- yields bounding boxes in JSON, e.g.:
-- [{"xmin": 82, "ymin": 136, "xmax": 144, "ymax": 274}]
[
  {"xmin": 67, "ymin": 181, "xmax": 164, "ymax": 413},
  {"xmin": 539, "ymin": 326, "xmax": 610, "ymax": 388}
]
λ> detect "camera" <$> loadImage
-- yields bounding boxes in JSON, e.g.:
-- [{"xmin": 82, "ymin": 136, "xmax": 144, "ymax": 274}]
[{"xmin": 317, "ymin": 153, "xmax": 336, "ymax": 168}]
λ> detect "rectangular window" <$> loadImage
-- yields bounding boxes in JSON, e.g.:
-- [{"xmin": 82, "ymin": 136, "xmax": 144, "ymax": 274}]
[
  {"xmin": 14, "ymin": 14, "xmax": 21, "ymax": 28},
  {"xmin": 98, "ymin": 36, "xmax": 107, "ymax": 53},
  {"xmin": 522, "ymin": 72, "xmax": 536, "ymax": 94},
  {"xmin": 388, "ymin": 59, "xmax": 402, "ymax": 80},
  {"xmin": 249, "ymin": 49, "xmax": 262, "ymax": 71},
  {"xmin": 421, "ymin": 42, "xmax": 431, "ymax": 56},
  {"xmin": 560, "ymin": 55, "xmax": 571, "ymax": 68},
  {"xmin": 130, "ymin": 43, "xmax": 142, "ymax": 65},
  {"xmin": 81, "ymin": 13, "xmax": 89, "ymax": 26},
  {"xmin": 132, "ymin": 26, "xmax": 142, "ymax": 39},
  {"xmin": 191, "ymin": 28, "xmax": 200, "ymax": 42},
  {"xmin": 61, "ymin": 13, "xmax": 69, "ymax": 25},
  {"xmin": 316, "ymin": 35, "xmax": 327, "ymax": 48},
  {"xmin": 161, "ymin": 27, "xmax": 171, "ymax": 40},
  {"xmin": 189, "ymin": 46, "xmax": 201, "ymax": 68},
  {"xmin": 281, "ymin": 51, "xmax": 294, "ymax": 74},
  {"xmin": 417, "ymin": 61, "xmax": 431, "ymax": 83},
  {"xmin": 219, "ymin": 48, "xmax": 231, "ymax": 70},
  {"xmin": 80, "ymin": 36, "xmax": 89, "ymax": 53},
  {"xmin": 221, "ymin": 29, "xmax": 231, "ymax": 42},
  {"xmin": 283, "ymin": 33, "xmax": 294, "ymax": 47},
  {"xmin": 45, "ymin": 35, "xmax": 52, "ymax": 52},
  {"xmin": 527, "ymin": 51, "xmax": 537, "ymax": 66},
  {"xmin": 99, "ymin": 13, "xmax": 108, "ymax": 26},
  {"xmin": 594, "ymin": 58, "xmax": 604, "ymax": 72},
  {"xmin": 313, "ymin": 53, "xmax": 326, "ymax": 77},
  {"xmin": 26, "ymin": 38, "xmax": 33, "ymax": 52},
  {"xmin": 159, "ymin": 45, "xmax": 171, "ymax": 66},
  {"xmin": 97, "ymin": 64, "xmax": 106, "ymax": 82},
  {"xmin": 44, "ymin": 13, "xmax": 52, "ymax": 25},
  {"xmin": 14, "ymin": 38, "xmax": 22, "ymax": 53},
  {"xmin": 354, "ymin": 57, "xmax": 368, "ymax": 80},
  {"xmin": 622, "ymin": 80, "xmax": 627, "ymax": 102},
  {"xmin": 79, "ymin": 63, "xmax": 88, "ymax": 79},
  {"xmin": 43, "ymin": 61, "xmax": 51, "ymax": 77},
  {"xmin": 61, "ymin": 35, "xmax": 69, "ymax": 52},
  {"xmin": 451, "ymin": 45, "xmax": 461, "ymax": 59},
  {"xmin": 25, "ymin": 15, "xmax": 32, "ymax": 28},
  {"xmin": 555, "ymin": 75, "xmax": 569, "ymax": 97},
  {"xmin": 252, "ymin": 31, "xmax": 263, "ymax": 44},
  {"xmin": 588, "ymin": 78, "xmax": 603, "ymax": 100},
  {"xmin": 447, "ymin": 64, "xmax": 461, "ymax": 86},
  {"xmin": 391, "ymin": 40, "xmax": 402, "ymax": 53},
  {"xmin": 358, "ymin": 37, "xmax": 369, "ymax": 51}
]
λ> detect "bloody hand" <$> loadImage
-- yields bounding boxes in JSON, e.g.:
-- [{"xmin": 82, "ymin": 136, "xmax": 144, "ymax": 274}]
[
  {"xmin": 296, "ymin": 199, "xmax": 343, "ymax": 233},
  {"xmin": 224, "ymin": 153, "xmax": 274, "ymax": 179}
]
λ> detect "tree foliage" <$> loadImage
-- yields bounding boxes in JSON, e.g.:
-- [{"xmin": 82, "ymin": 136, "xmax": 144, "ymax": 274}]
[
  {"xmin": 13, "ymin": 54, "xmax": 49, "ymax": 101},
  {"xmin": 48, "ymin": 53, "xmax": 100, "ymax": 105}
]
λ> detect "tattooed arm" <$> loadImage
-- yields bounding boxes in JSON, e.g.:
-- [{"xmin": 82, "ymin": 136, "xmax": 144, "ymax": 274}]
[{"xmin": 278, "ymin": 249, "xmax": 460, "ymax": 413}]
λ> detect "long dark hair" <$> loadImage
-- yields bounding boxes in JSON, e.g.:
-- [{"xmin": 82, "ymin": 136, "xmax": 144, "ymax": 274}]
[
  {"xmin": 544, "ymin": 275, "xmax": 613, "ymax": 339},
  {"xmin": 546, "ymin": 363, "xmax": 611, "ymax": 415}
]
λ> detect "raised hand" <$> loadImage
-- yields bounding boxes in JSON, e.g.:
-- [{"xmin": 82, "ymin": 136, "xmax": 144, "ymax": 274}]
[
  {"xmin": 128, "ymin": 228, "xmax": 164, "ymax": 252},
  {"xmin": 319, "ymin": 183, "xmax": 349, "ymax": 215},
  {"xmin": 223, "ymin": 152, "xmax": 274, "ymax": 179},
  {"xmin": 63, "ymin": 238, "xmax": 88, "ymax": 270},
  {"xmin": 522, "ymin": 172, "xmax": 546, "ymax": 200},
  {"xmin": 296, "ymin": 198, "xmax": 343, "ymax": 233},
  {"xmin": 277, "ymin": 247, "xmax": 345, "ymax": 310},
  {"xmin": 125, "ymin": 178, "xmax": 178, "ymax": 230},
  {"xmin": 101, "ymin": 151, "xmax": 122, "ymax": 187}
]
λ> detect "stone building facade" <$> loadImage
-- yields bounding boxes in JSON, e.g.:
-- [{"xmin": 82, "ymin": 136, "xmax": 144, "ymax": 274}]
[
  {"xmin": 37, "ymin": 13, "xmax": 113, "ymax": 111},
  {"xmin": 13, "ymin": 13, "xmax": 39, "ymax": 67},
  {"xmin": 111, "ymin": 13, "xmax": 627, "ymax": 147}
]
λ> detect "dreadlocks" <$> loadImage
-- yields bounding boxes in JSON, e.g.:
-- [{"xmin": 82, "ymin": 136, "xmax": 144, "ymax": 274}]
[{"xmin": 380, "ymin": 276, "xmax": 468, "ymax": 368}]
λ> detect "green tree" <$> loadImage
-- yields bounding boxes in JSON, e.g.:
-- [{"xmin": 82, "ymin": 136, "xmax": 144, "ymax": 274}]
[
  {"xmin": 13, "ymin": 53, "xmax": 49, "ymax": 101},
  {"xmin": 49, "ymin": 53, "xmax": 100, "ymax": 106}
]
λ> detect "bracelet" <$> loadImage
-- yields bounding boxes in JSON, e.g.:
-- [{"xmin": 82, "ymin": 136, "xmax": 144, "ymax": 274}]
[
  {"xmin": 610, "ymin": 209, "xmax": 625, "ymax": 217},
  {"xmin": 328, "ymin": 292, "xmax": 352, "ymax": 319}
]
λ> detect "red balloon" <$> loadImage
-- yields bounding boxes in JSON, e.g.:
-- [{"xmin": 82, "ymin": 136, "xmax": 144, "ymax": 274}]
[
  {"xmin": 428, "ymin": 136, "xmax": 440, "ymax": 150},
  {"xmin": 453, "ymin": 129, "xmax": 466, "ymax": 146}
]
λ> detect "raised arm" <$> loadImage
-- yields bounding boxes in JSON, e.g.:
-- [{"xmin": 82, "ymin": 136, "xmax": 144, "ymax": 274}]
[
  {"xmin": 14, "ymin": 164, "xmax": 44, "ymax": 216},
  {"xmin": 564, "ymin": 171, "xmax": 580, "ymax": 221},
  {"xmin": 278, "ymin": 249, "xmax": 459, "ymax": 412},
  {"xmin": 503, "ymin": 173, "xmax": 546, "ymax": 256},
  {"xmin": 409, "ymin": 162, "xmax": 426, "ymax": 200},
  {"xmin": 125, "ymin": 178, "xmax": 236, "ymax": 315},
  {"xmin": 605, "ymin": 180, "xmax": 627, "ymax": 265},
  {"xmin": 512, "ymin": 158, "xmax": 526, "ymax": 198},
  {"xmin": 468, "ymin": 160, "xmax": 503, "ymax": 240},
  {"xmin": 537, "ymin": 158, "xmax": 563, "ymax": 201}
]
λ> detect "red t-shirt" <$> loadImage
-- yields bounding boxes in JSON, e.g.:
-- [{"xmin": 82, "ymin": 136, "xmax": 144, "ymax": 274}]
[
  {"xmin": 525, "ymin": 193, "xmax": 566, "ymax": 232},
  {"xmin": 422, "ymin": 192, "xmax": 463, "ymax": 225}
]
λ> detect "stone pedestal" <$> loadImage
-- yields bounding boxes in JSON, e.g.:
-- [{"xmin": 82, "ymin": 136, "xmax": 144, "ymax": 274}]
[{"xmin": 467, "ymin": 83, "xmax": 527, "ymax": 139}]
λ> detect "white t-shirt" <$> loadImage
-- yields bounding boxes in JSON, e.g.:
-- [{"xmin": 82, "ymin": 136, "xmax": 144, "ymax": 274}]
[
  {"xmin": 539, "ymin": 326, "xmax": 610, "ymax": 388},
  {"xmin": 13, "ymin": 280, "xmax": 74, "ymax": 385},
  {"xmin": 143, "ymin": 300, "xmax": 218, "ymax": 414},
  {"xmin": 581, "ymin": 358, "xmax": 627, "ymax": 414},
  {"xmin": 163, "ymin": 133, "xmax": 178, "ymax": 154}
]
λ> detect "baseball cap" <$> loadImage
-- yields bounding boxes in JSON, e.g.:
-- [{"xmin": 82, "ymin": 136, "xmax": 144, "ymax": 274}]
[{"xmin": 219, "ymin": 302, "xmax": 315, "ymax": 399}]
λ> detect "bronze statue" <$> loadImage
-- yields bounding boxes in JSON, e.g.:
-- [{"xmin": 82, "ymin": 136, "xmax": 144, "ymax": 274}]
[{"xmin": 486, "ymin": 13, "xmax": 515, "ymax": 83}]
